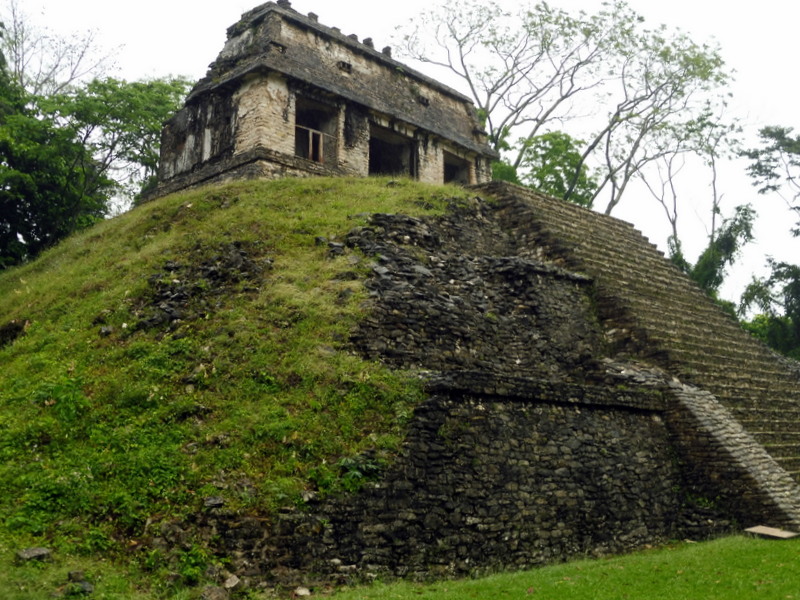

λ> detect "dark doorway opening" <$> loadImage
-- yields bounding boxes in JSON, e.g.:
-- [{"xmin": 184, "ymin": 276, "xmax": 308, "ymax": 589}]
[
  {"xmin": 443, "ymin": 151, "xmax": 471, "ymax": 184},
  {"xmin": 369, "ymin": 125, "xmax": 417, "ymax": 177}
]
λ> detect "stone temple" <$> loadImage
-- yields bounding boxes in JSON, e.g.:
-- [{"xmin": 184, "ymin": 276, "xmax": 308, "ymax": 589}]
[
  {"xmin": 146, "ymin": 1, "xmax": 800, "ymax": 592},
  {"xmin": 152, "ymin": 0, "xmax": 498, "ymax": 197}
]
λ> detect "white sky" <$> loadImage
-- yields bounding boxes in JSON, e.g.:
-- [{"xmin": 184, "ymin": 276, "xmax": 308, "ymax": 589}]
[{"xmin": 14, "ymin": 0, "xmax": 800, "ymax": 303}]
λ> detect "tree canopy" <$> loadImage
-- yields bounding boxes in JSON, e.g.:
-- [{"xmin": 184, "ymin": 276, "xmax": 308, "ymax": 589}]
[
  {"xmin": 517, "ymin": 132, "xmax": 597, "ymax": 208},
  {"xmin": 401, "ymin": 0, "xmax": 732, "ymax": 216},
  {"xmin": 0, "ymin": 95, "xmax": 112, "ymax": 267},
  {"xmin": 0, "ymin": 3, "xmax": 191, "ymax": 269},
  {"xmin": 738, "ymin": 126, "xmax": 800, "ymax": 358},
  {"xmin": 743, "ymin": 126, "xmax": 800, "ymax": 235}
]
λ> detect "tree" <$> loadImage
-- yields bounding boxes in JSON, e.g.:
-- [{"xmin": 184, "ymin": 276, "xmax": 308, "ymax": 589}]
[
  {"xmin": 517, "ymin": 131, "xmax": 597, "ymax": 207},
  {"xmin": 0, "ymin": 84, "xmax": 112, "ymax": 268},
  {"xmin": 740, "ymin": 261, "xmax": 800, "ymax": 359},
  {"xmin": 739, "ymin": 126, "xmax": 800, "ymax": 358},
  {"xmin": 743, "ymin": 126, "xmax": 800, "ymax": 235},
  {"xmin": 686, "ymin": 204, "xmax": 755, "ymax": 295},
  {"xmin": 663, "ymin": 203, "xmax": 754, "ymax": 310},
  {"xmin": 401, "ymin": 0, "xmax": 732, "ymax": 215},
  {"xmin": 564, "ymin": 23, "xmax": 730, "ymax": 215},
  {"xmin": 0, "ymin": 19, "xmax": 7, "ymax": 75},
  {"xmin": 0, "ymin": 0, "xmax": 115, "ymax": 96},
  {"xmin": 45, "ymin": 77, "xmax": 192, "ymax": 200},
  {"xmin": 0, "ymin": 6, "xmax": 191, "ymax": 268},
  {"xmin": 402, "ymin": 1, "xmax": 610, "ymax": 162},
  {"xmin": 643, "ymin": 105, "xmax": 743, "ymax": 277},
  {"xmin": 0, "ymin": 75, "xmax": 191, "ymax": 269}
]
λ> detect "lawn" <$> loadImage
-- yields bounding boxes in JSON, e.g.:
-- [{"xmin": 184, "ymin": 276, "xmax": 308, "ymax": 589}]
[{"xmin": 330, "ymin": 536, "xmax": 800, "ymax": 600}]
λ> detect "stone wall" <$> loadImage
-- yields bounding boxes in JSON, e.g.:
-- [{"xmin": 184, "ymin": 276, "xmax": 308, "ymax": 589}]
[
  {"xmin": 193, "ymin": 388, "xmax": 693, "ymax": 591},
  {"xmin": 151, "ymin": 2, "xmax": 498, "ymax": 198},
  {"xmin": 233, "ymin": 74, "xmax": 294, "ymax": 158},
  {"xmin": 346, "ymin": 210, "xmax": 600, "ymax": 381},
  {"xmin": 158, "ymin": 91, "xmax": 237, "ymax": 182},
  {"xmin": 179, "ymin": 192, "xmax": 800, "ymax": 594},
  {"xmin": 152, "ymin": 147, "xmax": 342, "ymax": 198},
  {"xmin": 477, "ymin": 181, "xmax": 800, "ymax": 481}
]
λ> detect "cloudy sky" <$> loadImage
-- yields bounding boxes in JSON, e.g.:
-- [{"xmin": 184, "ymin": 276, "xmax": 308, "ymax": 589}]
[{"xmin": 13, "ymin": 0, "xmax": 800, "ymax": 302}]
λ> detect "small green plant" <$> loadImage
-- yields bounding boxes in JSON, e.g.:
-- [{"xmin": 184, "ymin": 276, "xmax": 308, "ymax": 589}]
[
  {"xmin": 32, "ymin": 376, "xmax": 89, "ymax": 424},
  {"xmin": 337, "ymin": 455, "xmax": 383, "ymax": 493},
  {"xmin": 178, "ymin": 544, "xmax": 210, "ymax": 586}
]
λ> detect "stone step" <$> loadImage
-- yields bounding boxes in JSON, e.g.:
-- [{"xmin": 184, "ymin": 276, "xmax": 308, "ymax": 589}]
[
  {"xmin": 546, "ymin": 262, "xmax": 721, "ymax": 326},
  {"xmin": 716, "ymin": 389, "xmax": 800, "ymax": 406},
  {"xmin": 750, "ymin": 431, "xmax": 800, "ymax": 445},
  {"xmin": 539, "ymin": 232, "xmax": 676, "ymax": 279},
  {"xmin": 529, "ymin": 214, "xmax": 672, "ymax": 261},
  {"xmin": 772, "ymin": 456, "xmax": 800, "ymax": 474},
  {"xmin": 647, "ymin": 334, "xmax": 778, "ymax": 366},
  {"xmin": 659, "ymin": 332, "xmax": 777, "ymax": 357},
  {"xmin": 761, "ymin": 443, "xmax": 800, "ymax": 459},
  {"xmin": 670, "ymin": 361, "xmax": 794, "ymax": 390},
  {"xmin": 592, "ymin": 280, "xmax": 739, "ymax": 331},
  {"xmin": 510, "ymin": 197, "xmax": 645, "ymax": 243},
  {"xmin": 664, "ymin": 351, "xmax": 791, "ymax": 381},
  {"xmin": 708, "ymin": 378, "xmax": 800, "ymax": 396},
  {"xmin": 740, "ymin": 412, "xmax": 800, "ymax": 422},
  {"xmin": 548, "ymin": 225, "xmax": 676, "ymax": 266},
  {"xmin": 495, "ymin": 190, "xmax": 662, "ymax": 256},
  {"xmin": 596, "ymin": 287, "xmax": 724, "ymax": 325},
  {"xmin": 593, "ymin": 277, "xmax": 739, "ymax": 324},
  {"xmin": 785, "ymin": 470, "xmax": 800, "ymax": 483},
  {"xmin": 738, "ymin": 419, "xmax": 800, "ymax": 435},
  {"xmin": 715, "ymin": 397, "xmax": 800, "ymax": 416}
]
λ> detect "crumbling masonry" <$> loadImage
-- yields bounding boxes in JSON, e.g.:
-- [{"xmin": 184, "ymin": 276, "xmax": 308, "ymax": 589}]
[
  {"xmin": 147, "ymin": 2, "xmax": 800, "ymax": 593},
  {"xmin": 179, "ymin": 185, "xmax": 800, "ymax": 592},
  {"xmin": 151, "ymin": 1, "xmax": 497, "ymax": 197}
]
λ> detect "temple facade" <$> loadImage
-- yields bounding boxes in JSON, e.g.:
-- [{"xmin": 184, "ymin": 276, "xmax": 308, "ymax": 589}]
[{"xmin": 153, "ymin": 1, "xmax": 498, "ymax": 196}]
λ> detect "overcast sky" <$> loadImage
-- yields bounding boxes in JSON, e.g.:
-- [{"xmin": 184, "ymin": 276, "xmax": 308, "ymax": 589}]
[{"xmin": 13, "ymin": 0, "xmax": 799, "ymax": 302}]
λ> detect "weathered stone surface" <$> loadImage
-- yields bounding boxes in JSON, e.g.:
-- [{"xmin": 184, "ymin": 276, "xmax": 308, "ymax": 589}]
[
  {"xmin": 159, "ymin": 183, "xmax": 800, "ymax": 592},
  {"xmin": 150, "ymin": 2, "xmax": 496, "ymax": 199},
  {"xmin": 15, "ymin": 547, "xmax": 51, "ymax": 562},
  {"xmin": 745, "ymin": 525, "xmax": 799, "ymax": 539},
  {"xmin": 200, "ymin": 586, "xmax": 229, "ymax": 600},
  {"xmin": 65, "ymin": 580, "xmax": 94, "ymax": 596}
]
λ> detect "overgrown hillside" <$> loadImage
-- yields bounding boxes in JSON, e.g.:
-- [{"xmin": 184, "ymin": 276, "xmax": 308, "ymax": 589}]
[{"xmin": 0, "ymin": 177, "xmax": 473, "ymax": 596}]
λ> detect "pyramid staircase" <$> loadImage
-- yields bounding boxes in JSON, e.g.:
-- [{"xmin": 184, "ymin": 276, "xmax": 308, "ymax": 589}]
[{"xmin": 475, "ymin": 182, "xmax": 800, "ymax": 483}]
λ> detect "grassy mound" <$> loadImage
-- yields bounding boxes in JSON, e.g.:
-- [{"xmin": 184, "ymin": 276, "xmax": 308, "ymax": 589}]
[{"xmin": 0, "ymin": 177, "xmax": 472, "ymax": 594}]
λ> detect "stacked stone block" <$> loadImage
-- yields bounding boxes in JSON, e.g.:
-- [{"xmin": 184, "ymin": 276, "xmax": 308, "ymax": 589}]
[{"xmin": 477, "ymin": 182, "xmax": 800, "ymax": 481}]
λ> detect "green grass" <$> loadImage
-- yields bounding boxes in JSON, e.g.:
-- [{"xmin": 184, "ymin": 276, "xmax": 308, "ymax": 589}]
[
  {"xmin": 0, "ymin": 177, "xmax": 472, "ymax": 596},
  {"xmin": 3, "ymin": 178, "xmax": 798, "ymax": 599},
  {"xmin": 2, "ymin": 535, "xmax": 798, "ymax": 599},
  {"xmin": 330, "ymin": 536, "xmax": 800, "ymax": 600}
]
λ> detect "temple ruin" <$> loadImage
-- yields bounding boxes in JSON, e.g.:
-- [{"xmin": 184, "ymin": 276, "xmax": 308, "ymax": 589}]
[
  {"xmin": 152, "ymin": 1, "xmax": 497, "ymax": 197},
  {"xmin": 141, "ymin": 2, "xmax": 800, "ymax": 592}
]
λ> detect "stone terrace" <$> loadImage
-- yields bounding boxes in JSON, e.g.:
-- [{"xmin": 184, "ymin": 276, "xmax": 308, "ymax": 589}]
[{"xmin": 476, "ymin": 181, "xmax": 800, "ymax": 482}]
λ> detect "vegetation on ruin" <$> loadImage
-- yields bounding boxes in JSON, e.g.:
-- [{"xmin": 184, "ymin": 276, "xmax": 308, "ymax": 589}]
[
  {"xmin": 0, "ymin": 177, "xmax": 472, "ymax": 596},
  {"xmin": 1, "ymin": 177, "xmax": 798, "ymax": 598}
]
